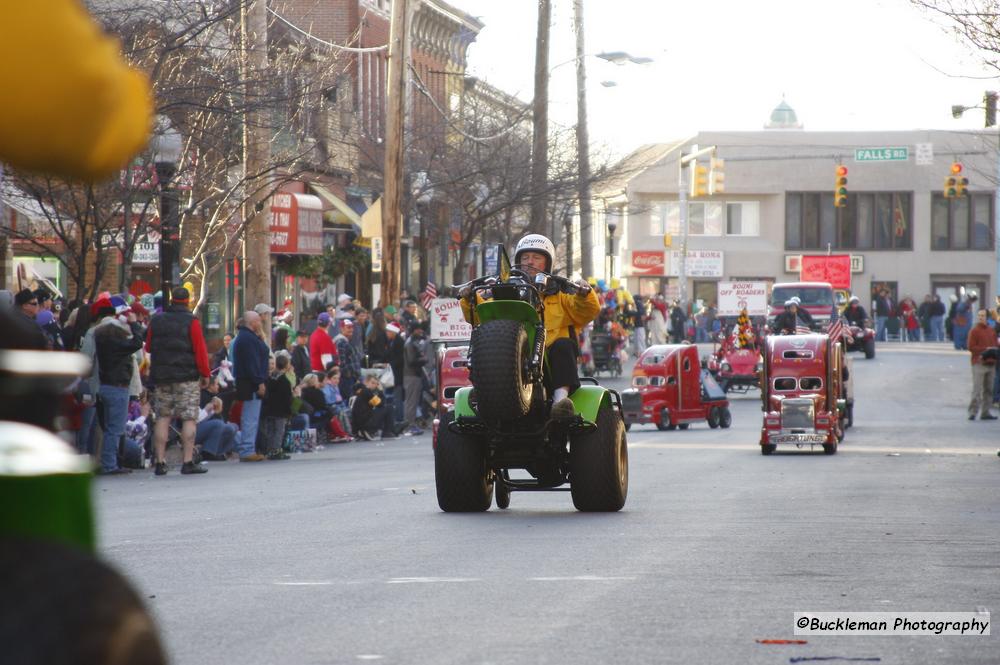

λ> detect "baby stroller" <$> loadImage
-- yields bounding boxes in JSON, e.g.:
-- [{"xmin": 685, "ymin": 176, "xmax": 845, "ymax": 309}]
[{"xmin": 589, "ymin": 332, "xmax": 623, "ymax": 377}]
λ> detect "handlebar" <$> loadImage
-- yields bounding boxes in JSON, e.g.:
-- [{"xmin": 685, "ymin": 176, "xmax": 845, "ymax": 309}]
[{"xmin": 448, "ymin": 268, "xmax": 590, "ymax": 299}]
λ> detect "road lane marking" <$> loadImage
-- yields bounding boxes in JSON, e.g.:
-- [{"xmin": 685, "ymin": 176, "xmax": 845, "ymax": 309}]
[
  {"xmin": 528, "ymin": 576, "xmax": 637, "ymax": 582},
  {"xmin": 356, "ymin": 656, "xmax": 384, "ymax": 661},
  {"xmin": 386, "ymin": 577, "xmax": 481, "ymax": 584},
  {"xmin": 628, "ymin": 442, "xmax": 995, "ymax": 456},
  {"xmin": 273, "ymin": 581, "xmax": 334, "ymax": 586}
]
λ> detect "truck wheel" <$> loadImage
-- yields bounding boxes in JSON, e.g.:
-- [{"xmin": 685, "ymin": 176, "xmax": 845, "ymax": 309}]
[
  {"xmin": 846, "ymin": 402, "xmax": 854, "ymax": 428},
  {"xmin": 823, "ymin": 440, "xmax": 838, "ymax": 455},
  {"xmin": 656, "ymin": 408, "xmax": 673, "ymax": 431},
  {"xmin": 570, "ymin": 402, "xmax": 628, "ymax": 512},
  {"xmin": 470, "ymin": 319, "xmax": 533, "ymax": 421},
  {"xmin": 435, "ymin": 422, "xmax": 493, "ymax": 512},
  {"xmin": 761, "ymin": 443, "xmax": 776, "ymax": 455},
  {"xmin": 864, "ymin": 337, "xmax": 875, "ymax": 359},
  {"xmin": 719, "ymin": 407, "xmax": 732, "ymax": 428},
  {"xmin": 707, "ymin": 406, "xmax": 721, "ymax": 428},
  {"xmin": 678, "ymin": 423, "xmax": 690, "ymax": 430},
  {"xmin": 495, "ymin": 476, "xmax": 511, "ymax": 509}
]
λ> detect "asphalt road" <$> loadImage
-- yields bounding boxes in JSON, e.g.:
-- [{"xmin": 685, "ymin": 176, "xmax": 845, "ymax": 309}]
[{"xmin": 96, "ymin": 342, "xmax": 999, "ymax": 665}]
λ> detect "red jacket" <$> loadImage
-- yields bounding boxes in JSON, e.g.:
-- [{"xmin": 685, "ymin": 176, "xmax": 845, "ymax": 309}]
[{"xmin": 309, "ymin": 327, "xmax": 338, "ymax": 371}]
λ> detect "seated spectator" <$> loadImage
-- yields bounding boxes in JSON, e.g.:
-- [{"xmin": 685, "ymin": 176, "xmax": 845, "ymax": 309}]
[
  {"xmin": 322, "ymin": 368, "xmax": 352, "ymax": 442},
  {"xmin": 196, "ymin": 396, "xmax": 238, "ymax": 461},
  {"xmin": 300, "ymin": 373, "xmax": 332, "ymax": 435},
  {"xmin": 259, "ymin": 355, "xmax": 293, "ymax": 460},
  {"xmin": 351, "ymin": 374, "xmax": 401, "ymax": 441}
]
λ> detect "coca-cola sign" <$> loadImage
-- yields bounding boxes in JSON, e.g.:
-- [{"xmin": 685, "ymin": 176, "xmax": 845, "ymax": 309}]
[{"xmin": 631, "ymin": 250, "xmax": 665, "ymax": 275}]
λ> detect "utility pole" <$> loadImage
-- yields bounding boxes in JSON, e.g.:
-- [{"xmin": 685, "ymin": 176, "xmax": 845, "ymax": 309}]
[
  {"xmin": 242, "ymin": 0, "xmax": 271, "ymax": 313},
  {"xmin": 529, "ymin": 0, "xmax": 551, "ymax": 236},
  {"xmin": 573, "ymin": 0, "xmax": 594, "ymax": 279},
  {"xmin": 381, "ymin": 0, "xmax": 408, "ymax": 307}
]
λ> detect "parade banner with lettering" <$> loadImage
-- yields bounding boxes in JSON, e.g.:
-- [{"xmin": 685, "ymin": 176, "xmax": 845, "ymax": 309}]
[
  {"xmin": 717, "ymin": 281, "xmax": 768, "ymax": 316},
  {"xmin": 429, "ymin": 298, "xmax": 472, "ymax": 342},
  {"xmin": 800, "ymin": 255, "xmax": 852, "ymax": 289}
]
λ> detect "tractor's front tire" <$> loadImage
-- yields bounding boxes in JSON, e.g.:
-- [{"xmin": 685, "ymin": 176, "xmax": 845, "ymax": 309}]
[
  {"xmin": 570, "ymin": 403, "xmax": 628, "ymax": 512},
  {"xmin": 864, "ymin": 337, "xmax": 875, "ymax": 359},
  {"xmin": 470, "ymin": 320, "xmax": 534, "ymax": 421},
  {"xmin": 435, "ymin": 424, "xmax": 493, "ymax": 512}
]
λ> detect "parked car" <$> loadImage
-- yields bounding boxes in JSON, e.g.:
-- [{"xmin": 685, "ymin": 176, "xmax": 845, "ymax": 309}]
[{"xmin": 622, "ymin": 344, "xmax": 731, "ymax": 431}]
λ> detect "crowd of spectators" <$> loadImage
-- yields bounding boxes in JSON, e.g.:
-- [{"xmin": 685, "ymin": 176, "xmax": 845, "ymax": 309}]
[{"xmin": 1, "ymin": 285, "xmax": 437, "ymax": 476}]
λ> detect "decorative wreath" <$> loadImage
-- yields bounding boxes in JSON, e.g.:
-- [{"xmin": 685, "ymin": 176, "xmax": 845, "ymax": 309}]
[{"xmin": 735, "ymin": 309, "xmax": 755, "ymax": 349}]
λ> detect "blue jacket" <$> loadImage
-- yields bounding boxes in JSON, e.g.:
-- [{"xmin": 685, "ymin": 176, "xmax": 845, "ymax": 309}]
[{"xmin": 231, "ymin": 325, "xmax": 269, "ymax": 399}]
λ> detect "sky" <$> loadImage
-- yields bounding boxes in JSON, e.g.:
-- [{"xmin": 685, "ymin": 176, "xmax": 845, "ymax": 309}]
[{"xmin": 449, "ymin": 0, "xmax": 998, "ymax": 158}]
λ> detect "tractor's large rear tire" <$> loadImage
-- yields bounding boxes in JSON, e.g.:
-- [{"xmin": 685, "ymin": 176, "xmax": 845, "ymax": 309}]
[
  {"xmin": 470, "ymin": 320, "xmax": 533, "ymax": 421},
  {"xmin": 570, "ymin": 403, "xmax": 628, "ymax": 512},
  {"xmin": 435, "ymin": 423, "xmax": 493, "ymax": 512}
]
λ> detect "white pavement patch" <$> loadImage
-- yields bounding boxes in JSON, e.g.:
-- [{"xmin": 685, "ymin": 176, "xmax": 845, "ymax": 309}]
[{"xmin": 386, "ymin": 577, "xmax": 481, "ymax": 584}]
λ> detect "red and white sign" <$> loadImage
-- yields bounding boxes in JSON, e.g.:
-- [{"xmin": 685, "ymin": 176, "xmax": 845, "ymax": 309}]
[
  {"xmin": 630, "ymin": 250, "xmax": 665, "ymax": 275},
  {"xmin": 800, "ymin": 255, "xmax": 851, "ymax": 289},
  {"xmin": 717, "ymin": 281, "xmax": 768, "ymax": 316},
  {"xmin": 429, "ymin": 298, "xmax": 473, "ymax": 342},
  {"xmin": 269, "ymin": 192, "xmax": 323, "ymax": 255}
]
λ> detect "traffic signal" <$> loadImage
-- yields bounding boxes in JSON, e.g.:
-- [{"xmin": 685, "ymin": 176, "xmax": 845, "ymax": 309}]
[
  {"xmin": 690, "ymin": 161, "xmax": 709, "ymax": 197},
  {"xmin": 986, "ymin": 91, "xmax": 997, "ymax": 128},
  {"xmin": 708, "ymin": 157, "xmax": 725, "ymax": 195},
  {"xmin": 949, "ymin": 162, "xmax": 968, "ymax": 198},
  {"xmin": 834, "ymin": 165, "xmax": 848, "ymax": 208}
]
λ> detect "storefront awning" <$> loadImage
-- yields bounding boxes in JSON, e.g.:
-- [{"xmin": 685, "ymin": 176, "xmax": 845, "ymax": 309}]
[{"xmin": 309, "ymin": 183, "xmax": 362, "ymax": 233}]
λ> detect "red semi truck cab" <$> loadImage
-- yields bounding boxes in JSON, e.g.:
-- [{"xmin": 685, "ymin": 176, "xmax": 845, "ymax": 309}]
[{"xmin": 767, "ymin": 282, "xmax": 837, "ymax": 331}]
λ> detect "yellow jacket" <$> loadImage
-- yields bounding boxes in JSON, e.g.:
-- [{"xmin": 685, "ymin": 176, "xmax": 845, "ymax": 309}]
[
  {"xmin": 1, "ymin": 1, "xmax": 153, "ymax": 181},
  {"xmin": 461, "ymin": 288, "xmax": 601, "ymax": 349}
]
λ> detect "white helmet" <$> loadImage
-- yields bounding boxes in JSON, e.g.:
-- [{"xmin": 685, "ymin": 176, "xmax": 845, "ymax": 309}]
[{"xmin": 513, "ymin": 234, "xmax": 555, "ymax": 272}]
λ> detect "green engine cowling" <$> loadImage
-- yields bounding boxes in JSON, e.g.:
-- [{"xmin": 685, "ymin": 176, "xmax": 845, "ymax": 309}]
[{"xmin": 453, "ymin": 384, "xmax": 611, "ymax": 425}]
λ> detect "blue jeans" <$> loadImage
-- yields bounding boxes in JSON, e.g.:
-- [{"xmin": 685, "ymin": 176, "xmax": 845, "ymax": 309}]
[
  {"xmin": 930, "ymin": 315, "xmax": 945, "ymax": 342},
  {"xmin": 875, "ymin": 316, "xmax": 888, "ymax": 342},
  {"xmin": 993, "ymin": 367, "xmax": 1000, "ymax": 404},
  {"xmin": 239, "ymin": 399, "xmax": 262, "ymax": 457},
  {"xmin": 77, "ymin": 403, "xmax": 97, "ymax": 455},
  {"xmin": 389, "ymin": 387, "xmax": 405, "ymax": 424},
  {"xmin": 98, "ymin": 385, "xmax": 130, "ymax": 472},
  {"xmin": 197, "ymin": 419, "xmax": 238, "ymax": 457}
]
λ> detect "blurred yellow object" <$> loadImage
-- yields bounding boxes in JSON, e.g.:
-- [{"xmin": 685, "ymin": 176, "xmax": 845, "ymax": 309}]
[{"xmin": 0, "ymin": 1, "xmax": 153, "ymax": 181}]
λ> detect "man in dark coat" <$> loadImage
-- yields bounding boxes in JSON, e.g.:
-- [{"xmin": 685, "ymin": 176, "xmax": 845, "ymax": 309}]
[
  {"xmin": 231, "ymin": 311, "xmax": 270, "ymax": 462},
  {"xmin": 94, "ymin": 302, "xmax": 145, "ymax": 475},
  {"xmin": 291, "ymin": 329, "xmax": 311, "ymax": 383}
]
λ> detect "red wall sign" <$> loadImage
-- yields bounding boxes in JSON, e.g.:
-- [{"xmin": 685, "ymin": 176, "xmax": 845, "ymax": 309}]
[
  {"xmin": 269, "ymin": 193, "xmax": 323, "ymax": 255},
  {"xmin": 800, "ymin": 255, "xmax": 851, "ymax": 289},
  {"xmin": 631, "ymin": 250, "xmax": 665, "ymax": 276}
]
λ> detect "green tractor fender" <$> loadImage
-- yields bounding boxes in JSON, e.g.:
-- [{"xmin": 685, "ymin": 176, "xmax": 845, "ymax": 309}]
[
  {"xmin": 454, "ymin": 386, "xmax": 475, "ymax": 419},
  {"xmin": 569, "ymin": 385, "xmax": 612, "ymax": 424}
]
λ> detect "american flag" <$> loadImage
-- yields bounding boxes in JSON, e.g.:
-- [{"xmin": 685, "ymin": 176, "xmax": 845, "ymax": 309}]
[
  {"xmin": 827, "ymin": 317, "xmax": 853, "ymax": 345},
  {"xmin": 795, "ymin": 317, "xmax": 812, "ymax": 335},
  {"xmin": 420, "ymin": 281, "xmax": 437, "ymax": 309}
]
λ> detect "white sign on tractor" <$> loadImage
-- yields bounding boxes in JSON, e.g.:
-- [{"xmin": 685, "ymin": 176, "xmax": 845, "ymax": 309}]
[{"xmin": 717, "ymin": 281, "xmax": 768, "ymax": 316}]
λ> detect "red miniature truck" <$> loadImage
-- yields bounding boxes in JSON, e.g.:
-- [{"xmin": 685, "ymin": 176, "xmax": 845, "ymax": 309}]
[
  {"xmin": 759, "ymin": 333, "xmax": 846, "ymax": 455},
  {"xmin": 432, "ymin": 345, "xmax": 470, "ymax": 447},
  {"xmin": 706, "ymin": 329, "xmax": 762, "ymax": 393},
  {"xmin": 621, "ymin": 344, "xmax": 732, "ymax": 431}
]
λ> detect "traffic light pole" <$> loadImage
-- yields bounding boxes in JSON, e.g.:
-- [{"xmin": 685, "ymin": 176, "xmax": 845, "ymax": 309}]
[{"xmin": 677, "ymin": 144, "xmax": 716, "ymax": 311}]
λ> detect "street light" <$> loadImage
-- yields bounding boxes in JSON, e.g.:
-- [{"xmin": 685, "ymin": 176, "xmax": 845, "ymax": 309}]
[
  {"xmin": 151, "ymin": 115, "xmax": 182, "ymax": 304},
  {"xmin": 606, "ymin": 218, "xmax": 617, "ymax": 280},
  {"xmin": 951, "ymin": 93, "xmax": 999, "ymax": 297}
]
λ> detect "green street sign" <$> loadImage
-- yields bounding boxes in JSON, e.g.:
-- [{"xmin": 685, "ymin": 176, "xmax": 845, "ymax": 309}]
[{"xmin": 854, "ymin": 147, "xmax": 909, "ymax": 162}]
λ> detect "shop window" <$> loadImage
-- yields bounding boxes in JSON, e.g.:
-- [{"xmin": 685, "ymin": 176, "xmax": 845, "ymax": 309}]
[
  {"xmin": 931, "ymin": 193, "xmax": 994, "ymax": 250},
  {"xmin": 786, "ymin": 191, "xmax": 912, "ymax": 250},
  {"xmin": 726, "ymin": 202, "xmax": 760, "ymax": 235}
]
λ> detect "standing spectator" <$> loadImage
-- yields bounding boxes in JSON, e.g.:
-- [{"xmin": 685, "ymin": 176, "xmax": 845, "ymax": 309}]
[
  {"xmin": 309, "ymin": 312, "xmax": 338, "ymax": 371},
  {"xmin": 253, "ymin": 303, "xmax": 274, "ymax": 343},
  {"xmin": 351, "ymin": 374, "xmax": 398, "ymax": 440},
  {"xmin": 14, "ymin": 288, "xmax": 39, "ymax": 323},
  {"xmin": 366, "ymin": 309, "xmax": 389, "ymax": 362},
  {"xmin": 899, "ymin": 297, "xmax": 919, "ymax": 342},
  {"xmin": 929, "ymin": 294, "xmax": 946, "ymax": 342},
  {"xmin": 631, "ymin": 297, "xmax": 647, "ymax": 357},
  {"xmin": 380, "ymin": 323, "xmax": 406, "ymax": 424},
  {"xmin": 35, "ymin": 309, "xmax": 64, "ymax": 350},
  {"xmin": 334, "ymin": 293, "xmax": 353, "ymax": 320},
  {"xmin": 212, "ymin": 333, "xmax": 233, "ymax": 369},
  {"xmin": 231, "ymin": 311, "xmax": 269, "ymax": 462},
  {"xmin": 383, "ymin": 304, "xmax": 398, "ymax": 324},
  {"xmin": 400, "ymin": 300, "xmax": 419, "ymax": 331},
  {"xmin": 873, "ymin": 288, "xmax": 894, "ymax": 342},
  {"xmin": 273, "ymin": 326, "xmax": 289, "ymax": 353},
  {"xmin": 291, "ymin": 329, "xmax": 311, "ymax": 382},
  {"xmin": 669, "ymin": 300, "xmax": 687, "ymax": 343},
  {"xmin": 352, "ymin": 308, "xmax": 368, "ymax": 358},
  {"xmin": 145, "ymin": 286, "xmax": 210, "ymax": 476},
  {"xmin": 94, "ymin": 302, "xmax": 145, "ymax": 475},
  {"xmin": 952, "ymin": 292, "xmax": 977, "ymax": 350},
  {"xmin": 403, "ymin": 322, "xmax": 428, "ymax": 435},
  {"xmin": 917, "ymin": 294, "xmax": 933, "ymax": 340},
  {"xmin": 967, "ymin": 309, "xmax": 998, "ymax": 420},
  {"xmin": 648, "ymin": 297, "xmax": 667, "ymax": 345},
  {"xmin": 259, "ymin": 355, "xmax": 293, "ymax": 460},
  {"xmin": 334, "ymin": 319, "xmax": 361, "ymax": 397}
]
